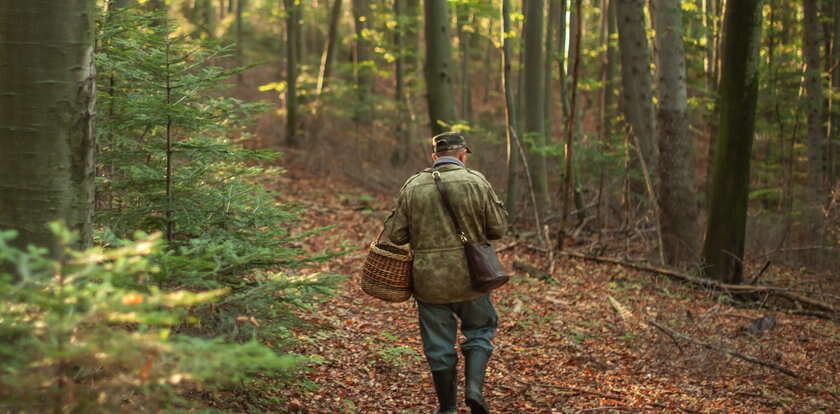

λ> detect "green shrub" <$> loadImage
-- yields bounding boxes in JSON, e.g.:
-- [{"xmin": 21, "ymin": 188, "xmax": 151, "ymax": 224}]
[{"xmin": 0, "ymin": 224, "xmax": 300, "ymax": 413}]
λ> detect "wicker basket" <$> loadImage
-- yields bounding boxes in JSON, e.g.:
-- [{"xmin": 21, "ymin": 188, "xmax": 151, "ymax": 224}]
[{"xmin": 361, "ymin": 233, "xmax": 412, "ymax": 302}]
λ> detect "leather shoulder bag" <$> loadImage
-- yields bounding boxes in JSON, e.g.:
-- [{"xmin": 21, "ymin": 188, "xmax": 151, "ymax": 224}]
[{"xmin": 432, "ymin": 170, "xmax": 509, "ymax": 292}]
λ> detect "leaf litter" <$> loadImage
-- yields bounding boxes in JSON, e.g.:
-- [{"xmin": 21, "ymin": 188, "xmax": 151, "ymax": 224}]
[{"xmin": 256, "ymin": 172, "xmax": 840, "ymax": 413}]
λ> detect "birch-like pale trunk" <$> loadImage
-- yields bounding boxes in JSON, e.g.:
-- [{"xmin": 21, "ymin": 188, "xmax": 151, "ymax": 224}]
[
  {"xmin": 0, "ymin": 0, "xmax": 96, "ymax": 255},
  {"xmin": 652, "ymin": 0, "xmax": 699, "ymax": 266}
]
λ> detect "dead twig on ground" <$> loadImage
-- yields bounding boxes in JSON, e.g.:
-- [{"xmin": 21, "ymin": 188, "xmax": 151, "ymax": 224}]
[
  {"xmin": 647, "ymin": 320, "xmax": 799, "ymax": 378},
  {"xmin": 560, "ymin": 251, "xmax": 838, "ymax": 317}
]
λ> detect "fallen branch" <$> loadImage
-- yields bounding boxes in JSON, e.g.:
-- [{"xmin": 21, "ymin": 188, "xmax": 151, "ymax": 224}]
[
  {"xmin": 559, "ymin": 251, "xmax": 838, "ymax": 317},
  {"xmin": 647, "ymin": 320, "xmax": 798, "ymax": 378}
]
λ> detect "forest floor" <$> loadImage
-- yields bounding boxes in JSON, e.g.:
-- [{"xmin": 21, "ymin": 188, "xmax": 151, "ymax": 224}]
[{"xmin": 236, "ymin": 169, "xmax": 839, "ymax": 413}]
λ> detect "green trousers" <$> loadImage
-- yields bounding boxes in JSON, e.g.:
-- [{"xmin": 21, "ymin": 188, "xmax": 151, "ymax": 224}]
[{"xmin": 417, "ymin": 295, "xmax": 498, "ymax": 371}]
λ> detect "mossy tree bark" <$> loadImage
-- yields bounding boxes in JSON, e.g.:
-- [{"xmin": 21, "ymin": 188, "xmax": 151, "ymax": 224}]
[
  {"xmin": 0, "ymin": 0, "xmax": 96, "ymax": 256},
  {"xmin": 423, "ymin": 0, "xmax": 457, "ymax": 136},
  {"xmin": 702, "ymin": 0, "xmax": 765, "ymax": 284},
  {"xmin": 652, "ymin": 0, "xmax": 699, "ymax": 266},
  {"xmin": 523, "ymin": 0, "xmax": 549, "ymax": 216}
]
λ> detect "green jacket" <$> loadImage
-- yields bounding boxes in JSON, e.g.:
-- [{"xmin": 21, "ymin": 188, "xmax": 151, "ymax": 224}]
[{"xmin": 384, "ymin": 163, "xmax": 508, "ymax": 304}]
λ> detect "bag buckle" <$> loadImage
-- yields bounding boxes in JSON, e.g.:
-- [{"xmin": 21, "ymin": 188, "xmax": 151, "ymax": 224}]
[{"xmin": 458, "ymin": 232, "xmax": 468, "ymax": 243}]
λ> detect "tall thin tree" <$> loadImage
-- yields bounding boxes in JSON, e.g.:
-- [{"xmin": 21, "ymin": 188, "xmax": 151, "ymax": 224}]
[
  {"xmin": 284, "ymin": 0, "xmax": 301, "ymax": 146},
  {"xmin": 352, "ymin": 0, "xmax": 373, "ymax": 120},
  {"xmin": 616, "ymin": 0, "xmax": 659, "ymax": 188},
  {"xmin": 317, "ymin": 0, "xmax": 342, "ymax": 94},
  {"xmin": 803, "ymin": 0, "xmax": 825, "ymax": 241},
  {"xmin": 523, "ymin": 0, "xmax": 549, "ymax": 216},
  {"xmin": 502, "ymin": 0, "xmax": 521, "ymax": 220}
]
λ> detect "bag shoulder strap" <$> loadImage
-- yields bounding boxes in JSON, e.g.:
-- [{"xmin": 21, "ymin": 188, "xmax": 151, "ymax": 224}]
[{"xmin": 432, "ymin": 170, "xmax": 468, "ymax": 244}]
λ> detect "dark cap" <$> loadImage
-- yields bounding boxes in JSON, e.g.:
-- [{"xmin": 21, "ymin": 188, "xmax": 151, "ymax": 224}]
[{"xmin": 432, "ymin": 132, "xmax": 472, "ymax": 153}]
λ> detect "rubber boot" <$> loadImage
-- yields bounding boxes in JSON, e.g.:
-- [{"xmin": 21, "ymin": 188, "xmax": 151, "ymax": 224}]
[
  {"xmin": 431, "ymin": 368, "xmax": 457, "ymax": 414},
  {"xmin": 464, "ymin": 350, "xmax": 491, "ymax": 414}
]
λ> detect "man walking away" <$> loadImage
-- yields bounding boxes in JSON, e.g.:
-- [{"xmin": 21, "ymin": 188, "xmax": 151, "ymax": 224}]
[{"xmin": 384, "ymin": 132, "xmax": 508, "ymax": 414}]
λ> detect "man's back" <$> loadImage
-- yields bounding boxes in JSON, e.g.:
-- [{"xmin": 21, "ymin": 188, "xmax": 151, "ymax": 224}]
[{"xmin": 385, "ymin": 163, "xmax": 507, "ymax": 304}]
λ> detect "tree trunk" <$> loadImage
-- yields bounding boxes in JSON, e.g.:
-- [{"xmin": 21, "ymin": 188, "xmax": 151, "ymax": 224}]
[
  {"xmin": 424, "ymin": 0, "xmax": 457, "ymax": 135},
  {"xmin": 198, "ymin": 0, "xmax": 215, "ymax": 38},
  {"xmin": 390, "ymin": 0, "xmax": 410, "ymax": 166},
  {"xmin": 831, "ymin": 0, "xmax": 840, "ymax": 187},
  {"xmin": 502, "ymin": 0, "xmax": 521, "ymax": 220},
  {"xmin": 524, "ymin": 0, "xmax": 549, "ymax": 216},
  {"xmin": 803, "ymin": 0, "xmax": 825, "ymax": 241},
  {"xmin": 352, "ymin": 0, "xmax": 373, "ymax": 121},
  {"xmin": 652, "ymin": 0, "xmax": 699, "ymax": 266},
  {"xmin": 236, "ymin": 0, "xmax": 246, "ymax": 85},
  {"xmin": 556, "ymin": 0, "xmax": 568, "ymax": 122},
  {"xmin": 616, "ymin": 0, "xmax": 658, "ymax": 190},
  {"xmin": 284, "ymin": 0, "xmax": 300, "ymax": 146},
  {"xmin": 0, "ymin": 0, "xmax": 96, "ymax": 256},
  {"xmin": 317, "ymin": 0, "xmax": 342, "ymax": 94},
  {"xmin": 456, "ymin": 3, "xmax": 472, "ymax": 123},
  {"xmin": 702, "ymin": 0, "xmax": 765, "ymax": 284},
  {"xmin": 545, "ymin": 0, "xmax": 560, "ymax": 142}
]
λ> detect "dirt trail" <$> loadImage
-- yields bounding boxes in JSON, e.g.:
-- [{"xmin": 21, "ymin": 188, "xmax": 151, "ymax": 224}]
[{"xmin": 268, "ymin": 172, "xmax": 839, "ymax": 414}]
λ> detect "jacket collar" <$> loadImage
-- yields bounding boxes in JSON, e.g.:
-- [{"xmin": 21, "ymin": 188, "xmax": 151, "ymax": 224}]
[{"xmin": 433, "ymin": 156, "xmax": 465, "ymax": 169}]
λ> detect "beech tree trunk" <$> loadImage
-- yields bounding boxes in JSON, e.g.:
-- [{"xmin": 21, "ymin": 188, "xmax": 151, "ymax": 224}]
[
  {"xmin": 0, "ymin": 0, "xmax": 96, "ymax": 255},
  {"xmin": 803, "ymin": 0, "xmax": 825, "ymax": 240},
  {"xmin": 616, "ymin": 0, "xmax": 658, "ymax": 189},
  {"xmin": 652, "ymin": 0, "xmax": 699, "ymax": 266},
  {"xmin": 523, "ymin": 0, "xmax": 549, "ymax": 216},
  {"xmin": 702, "ymin": 0, "xmax": 765, "ymax": 284},
  {"xmin": 423, "ymin": 0, "xmax": 457, "ymax": 135}
]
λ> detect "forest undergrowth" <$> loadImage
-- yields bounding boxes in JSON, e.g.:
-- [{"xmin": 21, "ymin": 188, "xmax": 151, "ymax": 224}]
[{"xmin": 201, "ymin": 166, "xmax": 840, "ymax": 414}]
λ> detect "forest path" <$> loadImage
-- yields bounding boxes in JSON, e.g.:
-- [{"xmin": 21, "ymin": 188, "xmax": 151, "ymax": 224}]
[{"xmin": 260, "ymin": 171, "xmax": 838, "ymax": 414}]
